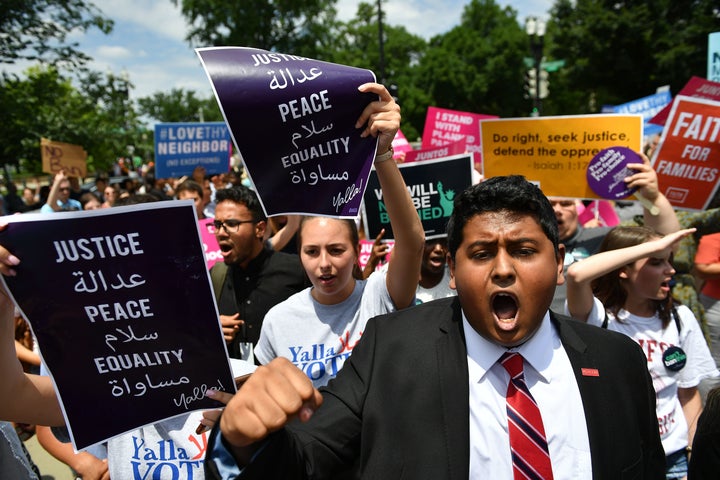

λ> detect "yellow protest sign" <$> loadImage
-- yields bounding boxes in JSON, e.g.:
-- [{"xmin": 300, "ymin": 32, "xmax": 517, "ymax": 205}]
[
  {"xmin": 41, "ymin": 138, "xmax": 88, "ymax": 178},
  {"xmin": 480, "ymin": 115, "xmax": 643, "ymax": 198}
]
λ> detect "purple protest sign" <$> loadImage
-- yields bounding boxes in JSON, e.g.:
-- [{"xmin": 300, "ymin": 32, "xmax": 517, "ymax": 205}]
[
  {"xmin": 197, "ymin": 47, "xmax": 378, "ymax": 218},
  {"xmin": 0, "ymin": 202, "xmax": 234, "ymax": 450},
  {"xmin": 586, "ymin": 146, "xmax": 643, "ymax": 199}
]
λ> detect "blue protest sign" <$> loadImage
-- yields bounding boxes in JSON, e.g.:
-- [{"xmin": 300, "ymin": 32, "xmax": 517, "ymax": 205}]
[
  {"xmin": 611, "ymin": 91, "xmax": 672, "ymax": 122},
  {"xmin": 154, "ymin": 122, "xmax": 232, "ymax": 179},
  {"xmin": 197, "ymin": 47, "xmax": 378, "ymax": 218}
]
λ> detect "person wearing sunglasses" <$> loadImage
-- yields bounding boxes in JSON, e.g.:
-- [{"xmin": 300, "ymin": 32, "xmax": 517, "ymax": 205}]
[{"xmin": 41, "ymin": 170, "xmax": 81, "ymax": 213}]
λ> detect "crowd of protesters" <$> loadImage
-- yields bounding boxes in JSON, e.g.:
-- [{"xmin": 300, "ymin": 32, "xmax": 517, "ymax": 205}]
[{"xmin": 3, "ymin": 98, "xmax": 720, "ymax": 478}]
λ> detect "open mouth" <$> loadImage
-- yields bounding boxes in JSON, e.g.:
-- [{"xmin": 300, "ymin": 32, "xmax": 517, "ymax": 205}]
[
  {"xmin": 493, "ymin": 293, "xmax": 518, "ymax": 322},
  {"xmin": 428, "ymin": 255, "xmax": 445, "ymax": 267}
]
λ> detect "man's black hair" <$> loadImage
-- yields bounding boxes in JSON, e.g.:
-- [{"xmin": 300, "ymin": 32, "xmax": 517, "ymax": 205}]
[
  {"xmin": 214, "ymin": 185, "xmax": 266, "ymax": 221},
  {"xmin": 446, "ymin": 175, "xmax": 560, "ymax": 259}
]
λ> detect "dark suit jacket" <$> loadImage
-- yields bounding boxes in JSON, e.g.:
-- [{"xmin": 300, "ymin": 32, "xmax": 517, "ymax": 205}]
[{"xmin": 206, "ymin": 296, "xmax": 665, "ymax": 479}]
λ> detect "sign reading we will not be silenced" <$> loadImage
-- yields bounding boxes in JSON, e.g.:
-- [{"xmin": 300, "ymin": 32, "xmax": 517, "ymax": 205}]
[
  {"xmin": 0, "ymin": 202, "xmax": 234, "ymax": 451},
  {"xmin": 362, "ymin": 154, "xmax": 474, "ymax": 241},
  {"xmin": 197, "ymin": 47, "xmax": 379, "ymax": 218},
  {"xmin": 481, "ymin": 114, "xmax": 643, "ymax": 199}
]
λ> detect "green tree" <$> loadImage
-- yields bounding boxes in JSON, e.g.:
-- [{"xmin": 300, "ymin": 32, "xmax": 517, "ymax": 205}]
[
  {"xmin": 137, "ymin": 89, "xmax": 223, "ymax": 123},
  {"xmin": 171, "ymin": 0, "xmax": 340, "ymax": 58},
  {"xmin": 0, "ymin": 66, "xmax": 144, "ymax": 174},
  {"xmin": 327, "ymin": 2, "xmax": 428, "ymax": 140},
  {"xmin": 0, "ymin": 0, "xmax": 113, "ymax": 68},
  {"xmin": 544, "ymin": 0, "xmax": 720, "ymax": 115},
  {"xmin": 416, "ymin": 0, "xmax": 530, "ymax": 120}
]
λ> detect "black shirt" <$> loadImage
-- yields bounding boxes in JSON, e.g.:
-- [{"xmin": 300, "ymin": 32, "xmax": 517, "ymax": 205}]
[{"xmin": 213, "ymin": 247, "xmax": 309, "ymax": 358}]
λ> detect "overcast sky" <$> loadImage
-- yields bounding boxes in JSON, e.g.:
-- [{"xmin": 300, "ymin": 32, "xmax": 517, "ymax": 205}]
[{"xmin": 4, "ymin": 0, "xmax": 554, "ymax": 99}]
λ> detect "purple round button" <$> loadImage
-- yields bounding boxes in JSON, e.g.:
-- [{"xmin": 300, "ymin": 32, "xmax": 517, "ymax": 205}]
[{"xmin": 586, "ymin": 146, "xmax": 642, "ymax": 199}]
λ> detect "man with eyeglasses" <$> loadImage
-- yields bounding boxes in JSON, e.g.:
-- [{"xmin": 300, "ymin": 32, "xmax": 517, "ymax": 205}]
[
  {"xmin": 548, "ymin": 152, "xmax": 679, "ymax": 312},
  {"xmin": 41, "ymin": 170, "xmax": 81, "ymax": 213},
  {"xmin": 210, "ymin": 185, "xmax": 309, "ymax": 361}
]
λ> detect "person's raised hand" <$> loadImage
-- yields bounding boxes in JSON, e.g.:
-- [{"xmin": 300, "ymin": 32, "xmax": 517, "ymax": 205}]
[
  {"xmin": 208, "ymin": 357, "xmax": 322, "ymax": 462},
  {"xmin": 355, "ymin": 83, "xmax": 401, "ymax": 154},
  {"xmin": 625, "ymin": 151, "xmax": 660, "ymax": 202},
  {"xmin": 0, "ymin": 224, "xmax": 19, "ymax": 278}
]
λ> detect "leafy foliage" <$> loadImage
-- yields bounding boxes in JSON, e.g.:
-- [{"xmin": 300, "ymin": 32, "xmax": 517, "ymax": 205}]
[
  {"xmin": 544, "ymin": 0, "xmax": 720, "ymax": 114},
  {"xmin": 0, "ymin": 67, "xmax": 143, "ymax": 174},
  {"xmin": 137, "ymin": 89, "xmax": 223, "ymax": 123},
  {"xmin": 0, "ymin": 0, "xmax": 113, "ymax": 68},
  {"xmin": 170, "ymin": 0, "xmax": 341, "ymax": 59},
  {"xmin": 2, "ymin": 0, "xmax": 719, "ymax": 175}
]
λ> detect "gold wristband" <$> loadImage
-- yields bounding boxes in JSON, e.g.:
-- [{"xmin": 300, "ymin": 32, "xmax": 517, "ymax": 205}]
[{"xmin": 374, "ymin": 146, "xmax": 394, "ymax": 164}]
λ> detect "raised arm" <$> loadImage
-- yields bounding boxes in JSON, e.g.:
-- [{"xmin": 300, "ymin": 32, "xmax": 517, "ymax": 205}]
[
  {"xmin": 266, "ymin": 215, "xmax": 302, "ymax": 252},
  {"xmin": 362, "ymin": 228, "xmax": 388, "ymax": 279},
  {"xmin": 626, "ymin": 152, "xmax": 680, "ymax": 235},
  {"xmin": 44, "ymin": 170, "xmax": 67, "ymax": 212},
  {"xmin": 565, "ymin": 228, "xmax": 695, "ymax": 321},
  {"xmin": 0, "ymin": 232, "xmax": 64, "ymax": 426},
  {"xmin": 356, "ymin": 83, "xmax": 425, "ymax": 309}
]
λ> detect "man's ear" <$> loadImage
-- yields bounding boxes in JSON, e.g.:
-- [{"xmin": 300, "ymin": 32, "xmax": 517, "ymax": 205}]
[
  {"xmin": 255, "ymin": 220, "xmax": 267, "ymax": 239},
  {"xmin": 556, "ymin": 244, "xmax": 566, "ymax": 286},
  {"xmin": 448, "ymin": 253, "xmax": 456, "ymax": 290},
  {"xmin": 618, "ymin": 266, "xmax": 629, "ymax": 279}
]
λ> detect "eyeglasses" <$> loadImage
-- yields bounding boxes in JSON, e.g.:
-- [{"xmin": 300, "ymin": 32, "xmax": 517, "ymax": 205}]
[
  {"xmin": 212, "ymin": 219, "xmax": 255, "ymax": 234},
  {"xmin": 58, "ymin": 187, "xmax": 70, "ymax": 192}
]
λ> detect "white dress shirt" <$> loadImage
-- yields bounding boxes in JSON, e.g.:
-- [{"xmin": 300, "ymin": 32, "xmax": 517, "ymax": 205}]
[{"xmin": 463, "ymin": 311, "xmax": 592, "ymax": 479}]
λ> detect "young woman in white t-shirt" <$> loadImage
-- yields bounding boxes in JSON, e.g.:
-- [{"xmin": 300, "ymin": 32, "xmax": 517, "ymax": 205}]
[
  {"xmin": 254, "ymin": 83, "xmax": 425, "ymax": 387},
  {"xmin": 565, "ymin": 225, "xmax": 718, "ymax": 480}
]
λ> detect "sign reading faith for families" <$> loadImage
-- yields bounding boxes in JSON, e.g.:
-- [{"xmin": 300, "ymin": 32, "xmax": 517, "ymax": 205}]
[
  {"xmin": 154, "ymin": 122, "xmax": 232, "ymax": 179},
  {"xmin": 481, "ymin": 114, "xmax": 643, "ymax": 199},
  {"xmin": 650, "ymin": 96, "xmax": 720, "ymax": 210},
  {"xmin": 197, "ymin": 47, "xmax": 378, "ymax": 218},
  {"xmin": 0, "ymin": 202, "xmax": 234, "ymax": 451},
  {"xmin": 362, "ymin": 153, "xmax": 474, "ymax": 240}
]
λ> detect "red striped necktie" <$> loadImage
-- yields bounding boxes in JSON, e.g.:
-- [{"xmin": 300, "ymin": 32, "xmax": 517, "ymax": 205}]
[{"xmin": 499, "ymin": 352, "xmax": 554, "ymax": 480}]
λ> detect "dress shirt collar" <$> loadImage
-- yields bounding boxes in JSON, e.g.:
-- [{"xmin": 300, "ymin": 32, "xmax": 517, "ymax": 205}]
[{"xmin": 462, "ymin": 311, "xmax": 557, "ymax": 385}]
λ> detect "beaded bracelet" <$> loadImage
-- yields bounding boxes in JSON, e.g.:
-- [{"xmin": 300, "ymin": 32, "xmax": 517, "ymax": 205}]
[{"xmin": 374, "ymin": 146, "xmax": 394, "ymax": 164}]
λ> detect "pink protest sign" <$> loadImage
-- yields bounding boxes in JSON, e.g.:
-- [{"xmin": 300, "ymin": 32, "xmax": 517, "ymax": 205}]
[
  {"xmin": 577, "ymin": 200, "xmax": 620, "ymax": 228},
  {"xmin": 403, "ymin": 139, "xmax": 467, "ymax": 164},
  {"xmin": 358, "ymin": 239, "xmax": 394, "ymax": 270},
  {"xmin": 392, "ymin": 129, "xmax": 414, "ymax": 158},
  {"xmin": 199, "ymin": 218, "xmax": 222, "ymax": 269},
  {"xmin": 649, "ymin": 76, "xmax": 720, "ymax": 126},
  {"xmin": 421, "ymin": 107, "xmax": 498, "ymax": 165}
]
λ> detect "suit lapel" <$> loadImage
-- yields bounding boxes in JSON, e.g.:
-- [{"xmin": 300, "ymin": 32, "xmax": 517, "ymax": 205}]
[
  {"xmin": 551, "ymin": 313, "xmax": 606, "ymax": 479},
  {"xmin": 436, "ymin": 298, "xmax": 470, "ymax": 480}
]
